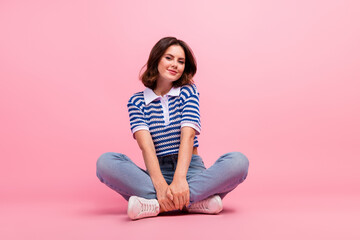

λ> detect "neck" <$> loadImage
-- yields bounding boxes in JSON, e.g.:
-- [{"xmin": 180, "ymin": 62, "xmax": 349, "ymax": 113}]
[{"xmin": 154, "ymin": 79, "xmax": 173, "ymax": 96}]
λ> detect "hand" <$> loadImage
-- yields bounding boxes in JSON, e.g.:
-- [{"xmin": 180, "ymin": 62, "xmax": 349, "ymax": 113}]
[
  {"xmin": 155, "ymin": 182, "xmax": 176, "ymax": 212},
  {"xmin": 168, "ymin": 177, "xmax": 190, "ymax": 210}
]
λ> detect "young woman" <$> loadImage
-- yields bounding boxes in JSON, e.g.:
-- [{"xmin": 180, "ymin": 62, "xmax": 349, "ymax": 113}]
[{"xmin": 96, "ymin": 36, "xmax": 249, "ymax": 220}]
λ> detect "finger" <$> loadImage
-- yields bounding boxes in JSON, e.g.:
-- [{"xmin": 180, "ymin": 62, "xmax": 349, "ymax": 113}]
[
  {"xmin": 181, "ymin": 195, "xmax": 187, "ymax": 209},
  {"xmin": 163, "ymin": 199, "xmax": 172, "ymax": 212},
  {"xmin": 162, "ymin": 201, "xmax": 170, "ymax": 212},
  {"xmin": 167, "ymin": 199, "xmax": 176, "ymax": 211},
  {"xmin": 158, "ymin": 200, "xmax": 166, "ymax": 212},
  {"xmin": 186, "ymin": 192, "xmax": 190, "ymax": 207},
  {"xmin": 173, "ymin": 195, "xmax": 180, "ymax": 210},
  {"xmin": 167, "ymin": 189, "xmax": 174, "ymax": 201},
  {"xmin": 178, "ymin": 195, "xmax": 184, "ymax": 210}
]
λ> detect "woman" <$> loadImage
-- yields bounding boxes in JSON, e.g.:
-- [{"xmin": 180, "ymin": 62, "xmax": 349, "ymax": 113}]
[{"xmin": 96, "ymin": 36, "xmax": 249, "ymax": 220}]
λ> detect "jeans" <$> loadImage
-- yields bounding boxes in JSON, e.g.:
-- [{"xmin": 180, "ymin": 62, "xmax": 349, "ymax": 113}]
[{"xmin": 96, "ymin": 151, "xmax": 249, "ymax": 207}]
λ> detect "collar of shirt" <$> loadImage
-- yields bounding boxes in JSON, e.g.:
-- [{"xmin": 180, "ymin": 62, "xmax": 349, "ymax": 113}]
[{"xmin": 144, "ymin": 86, "xmax": 181, "ymax": 106}]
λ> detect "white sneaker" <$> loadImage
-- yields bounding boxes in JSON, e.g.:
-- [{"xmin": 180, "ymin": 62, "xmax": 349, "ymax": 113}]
[
  {"xmin": 127, "ymin": 196, "xmax": 160, "ymax": 220},
  {"xmin": 186, "ymin": 195, "xmax": 223, "ymax": 214}
]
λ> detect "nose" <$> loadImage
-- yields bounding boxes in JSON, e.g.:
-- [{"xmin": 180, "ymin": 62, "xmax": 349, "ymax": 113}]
[{"xmin": 171, "ymin": 60, "xmax": 177, "ymax": 68}]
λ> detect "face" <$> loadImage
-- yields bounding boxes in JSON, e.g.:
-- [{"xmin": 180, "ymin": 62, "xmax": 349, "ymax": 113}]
[{"xmin": 157, "ymin": 45, "xmax": 186, "ymax": 84}]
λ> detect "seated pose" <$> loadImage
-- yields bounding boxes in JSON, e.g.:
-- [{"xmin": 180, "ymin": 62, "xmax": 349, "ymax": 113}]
[{"xmin": 96, "ymin": 36, "xmax": 249, "ymax": 220}]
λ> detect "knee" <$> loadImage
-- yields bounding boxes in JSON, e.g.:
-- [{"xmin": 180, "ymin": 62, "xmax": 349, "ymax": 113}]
[
  {"xmin": 97, "ymin": 152, "xmax": 113, "ymax": 171},
  {"xmin": 96, "ymin": 152, "xmax": 120, "ymax": 179},
  {"xmin": 225, "ymin": 151, "xmax": 249, "ymax": 180},
  {"xmin": 96, "ymin": 152, "xmax": 129, "ymax": 171}
]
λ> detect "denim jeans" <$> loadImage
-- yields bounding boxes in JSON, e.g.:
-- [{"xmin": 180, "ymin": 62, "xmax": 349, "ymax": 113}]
[{"xmin": 96, "ymin": 151, "xmax": 249, "ymax": 207}]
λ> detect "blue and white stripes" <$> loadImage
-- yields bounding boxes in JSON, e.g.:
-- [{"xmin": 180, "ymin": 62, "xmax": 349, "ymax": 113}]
[{"xmin": 127, "ymin": 84, "xmax": 201, "ymax": 156}]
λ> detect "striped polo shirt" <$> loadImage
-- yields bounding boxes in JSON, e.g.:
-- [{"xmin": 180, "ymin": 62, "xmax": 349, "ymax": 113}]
[{"xmin": 127, "ymin": 84, "xmax": 201, "ymax": 156}]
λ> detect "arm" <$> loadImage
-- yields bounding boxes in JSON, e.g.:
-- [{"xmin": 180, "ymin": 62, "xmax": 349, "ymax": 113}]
[
  {"xmin": 128, "ymin": 98, "xmax": 168, "ymax": 195},
  {"xmin": 127, "ymin": 98, "xmax": 175, "ymax": 211},
  {"xmin": 169, "ymin": 126, "xmax": 196, "ymax": 209},
  {"xmin": 134, "ymin": 130, "xmax": 165, "ymax": 186},
  {"xmin": 169, "ymin": 84, "xmax": 201, "ymax": 209},
  {"xmin": 134, "ymin": 129, "xmax": 176, "ymax": 212},
  {"xmin": 174, "ymin": 126, "xmax": 195, "ymax": 180}
]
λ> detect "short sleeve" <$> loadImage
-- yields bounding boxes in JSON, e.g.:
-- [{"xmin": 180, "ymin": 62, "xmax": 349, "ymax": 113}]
[
  {"xmin": 127, "ymin": 99, "xmax": 149, "ymax": 139},
  {"xmin": 180, "ymin": 85, "xmax": 201, "ymax": 135}
]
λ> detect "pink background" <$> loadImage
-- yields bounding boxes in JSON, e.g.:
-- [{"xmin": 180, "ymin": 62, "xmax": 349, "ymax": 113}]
[{"xmin": 1, "ymin": 0, "xmax": 359, "ymax": 239}]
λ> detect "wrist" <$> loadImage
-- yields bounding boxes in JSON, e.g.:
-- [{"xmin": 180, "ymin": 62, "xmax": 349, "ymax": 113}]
[
  {"xmin": 173, "ymin": 173, "xmax": 187, "ymax": 181},
  {"xmin": 152, "ymin": 177, "xmax": 168, "ymax": 190}
]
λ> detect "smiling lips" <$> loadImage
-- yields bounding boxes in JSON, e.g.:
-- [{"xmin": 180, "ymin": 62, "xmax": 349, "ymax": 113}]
[{"xmin": 168, "ymin": 69, "xmax": 177, "ymax": 75}]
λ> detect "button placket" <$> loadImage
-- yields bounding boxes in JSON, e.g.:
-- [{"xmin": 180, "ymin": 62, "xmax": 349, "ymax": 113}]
[{"xmin": 160, "ymin": 95, "xmax": 170, "ymax": 125}]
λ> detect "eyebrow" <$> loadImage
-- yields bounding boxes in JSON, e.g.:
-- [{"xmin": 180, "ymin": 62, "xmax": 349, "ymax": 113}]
[{"xmin": 165, "ymin": 53, "xmax": 185, "ymax": 60}]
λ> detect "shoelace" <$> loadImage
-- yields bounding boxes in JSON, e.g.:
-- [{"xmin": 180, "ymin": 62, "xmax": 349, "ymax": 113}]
[
  {"xmin": 189, "ymin": 199, "xmax": 209, "ymax": 210},
  {"xmin": 139, "ymin": 201, "xmax": 159, "ymax": 217}
]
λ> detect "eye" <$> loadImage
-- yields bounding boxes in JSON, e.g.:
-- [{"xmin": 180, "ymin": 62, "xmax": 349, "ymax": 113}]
[
  {"xmin": 165, "ymin": 56, "xmax": 171, "ymax": 60},
  {"xmin": 179, "ymin": 61, "xmax": 185, "ymax": 64}
]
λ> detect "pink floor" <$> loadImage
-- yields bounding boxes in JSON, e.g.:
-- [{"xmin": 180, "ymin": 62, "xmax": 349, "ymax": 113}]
[
  {"xmin": 1, "ymin": 191, "xmax": 359, "ymax": 239},
  {"xmin": 1, "ymin": 1, "xmax": 360, "ymax": 239}
]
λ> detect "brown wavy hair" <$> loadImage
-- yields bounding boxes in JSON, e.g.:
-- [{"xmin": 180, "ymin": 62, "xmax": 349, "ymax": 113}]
[{"xmin": 139, "ymin": 36, "xmax": 197, "ymax": 90}]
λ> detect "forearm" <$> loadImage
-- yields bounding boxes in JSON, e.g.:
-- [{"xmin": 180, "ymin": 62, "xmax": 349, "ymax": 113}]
[
  {"xmin": 174, "ymin": 128, "xmax": 195, "ymax": 180},
  {"xmin": 135, "ymin": 130, "xmax": 167, "ymax": 189},
  {"xmin": 141, "ymin": 147, "xmax": 167, "ymax": 188}
]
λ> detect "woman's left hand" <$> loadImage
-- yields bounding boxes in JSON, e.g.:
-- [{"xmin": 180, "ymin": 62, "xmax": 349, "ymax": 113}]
[{"xmin": 168, "ymin": 177, "xmax": 190, "ymax": 210}]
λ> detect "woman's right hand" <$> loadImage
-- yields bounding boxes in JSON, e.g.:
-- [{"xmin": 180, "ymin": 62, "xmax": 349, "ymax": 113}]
[{"xmin": 155, "ymin": 182, "xmax": 176, "ymax": 212}]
